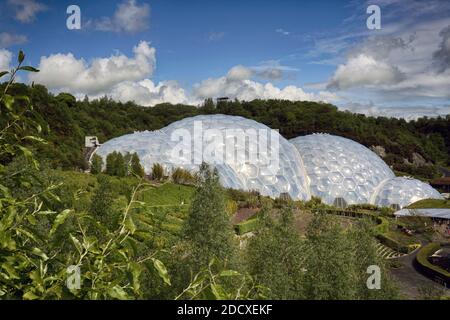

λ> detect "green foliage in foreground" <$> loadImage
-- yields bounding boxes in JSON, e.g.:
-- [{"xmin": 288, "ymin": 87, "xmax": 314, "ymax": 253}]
[
  {"xmin": 0, "ymin": 56, "xmax": 172, "ymax": 299},
  {"xmin": 182, "ymin": 164, "xmax": 237, "ymax": 268}
]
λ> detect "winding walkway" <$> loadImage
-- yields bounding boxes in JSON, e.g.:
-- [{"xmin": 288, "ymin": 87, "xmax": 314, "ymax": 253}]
[{"xmin": 389, "ymin": 243, "xmax": 449, "ymax": 299}]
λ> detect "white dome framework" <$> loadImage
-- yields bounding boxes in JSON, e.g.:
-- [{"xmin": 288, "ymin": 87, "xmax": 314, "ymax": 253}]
[
  {"xmin": 94, "ymin": 115, "xmax": 443, "ymax": 209},
  {"xmin": 96, "ymin": 114, "xmax": 311, "ymax": 201},
  {"xmin": 372, "ymin": 177, "xmax": 443, "ymax": 210},
  {"xmin": 290, "ymin": 134, "xmax": 395, "ymax": 207}
]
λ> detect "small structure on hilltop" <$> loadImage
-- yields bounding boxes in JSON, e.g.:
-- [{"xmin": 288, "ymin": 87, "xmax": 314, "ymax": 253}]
[{"xmin": 84, "ymin": 136, "xmax": 101, "ymax": 171}]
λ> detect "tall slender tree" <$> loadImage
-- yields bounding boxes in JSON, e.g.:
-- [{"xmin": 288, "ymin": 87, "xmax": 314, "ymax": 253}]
[
  {"xmin": 115, "ymin": 152, "xmax": 126, "ymax": 177},
  {"xmin": 183, "ymin": 163, "xmax": 237, "ymax": 268},
  {"xmin": 246, "ymin": 203, "xmax": 305, "ymax": 299},
  {"xmin": 90, "ymin": 154, "xmax": 103, "ymax": 174},
  {"xmin": 105, "ymin": 152, "xmax": 117, "ymax": 176},
  {"xmin": 131, "ymin": 153, "xmax": 145, "ymax": 177}
]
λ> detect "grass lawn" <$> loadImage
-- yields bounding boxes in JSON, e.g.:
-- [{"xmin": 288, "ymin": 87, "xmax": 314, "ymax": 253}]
[
  {"xmin": 138, "ymin": 182, "xmax": 195, "ymax": 206},
  {"xmin": 407, "ymin": 199, "xmax": 450, "ymax": 209}
]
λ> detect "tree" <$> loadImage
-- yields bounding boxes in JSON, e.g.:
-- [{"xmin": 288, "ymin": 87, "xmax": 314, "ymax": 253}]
[
  {"xmin": 151, "ymin": 163, "xmax": 164, "ymax": 181},
  {"xmin": 90, "ymin": 154, "xmax": 103, "ymax": 174},
  {"xmin": 183, "ymin": 163, "xmax": 237, "ymax": 268},
  {"xmin": 115, "ymin": 152, "xmax": 126, "ymax": 177},
  {"xmin": 105, "ymin": 152, "xmax": 117, "ymax": 176},
  {"xmin": 302, "ymin": 214, "xmax": 359, "ymax": 300},
  {"xmin": 123, "ymin": 152, "xmax": 132, "ymax": 175},
  {"xmin": 131, "ymin": 153, "xmax": 145, "ymax": 177},
  {"xmin": 349, "ymin": 220, "xmax": 399, "ymax": 299},
  {"xmin": 0, "ymin": 51, "xmax": 171, "ymax": 300},
  {"xmin": 246, "ymin": 203, "xmax": 305, "ymax": 299},
  {"xmin": 90, "ymin": 175, "xmax": 116, "ymax": 228}
]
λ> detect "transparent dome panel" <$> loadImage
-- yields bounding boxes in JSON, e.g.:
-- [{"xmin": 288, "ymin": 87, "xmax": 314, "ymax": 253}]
[{"xmin": 290, "ymin": 133, "xmax": 395, "ymax": 206}]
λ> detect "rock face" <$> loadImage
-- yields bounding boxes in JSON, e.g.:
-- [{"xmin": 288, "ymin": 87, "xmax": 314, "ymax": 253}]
[
  {"xmin": 404, "ymin": 152, "xmax": 430, "ymax": 167},
  {"xmin": 370, "ymin": 145, "xmax": 386, "ymax": 158}
]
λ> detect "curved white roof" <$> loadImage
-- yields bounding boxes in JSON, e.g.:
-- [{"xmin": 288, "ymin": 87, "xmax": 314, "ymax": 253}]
[
  {"xmin": 290, "ymin": 134, "xmax": 395, "ymax": 206},
  {"xmin": 373, "ymin": 177, "xmax": 443, "ymax": 209},
  {"xmin": 96, "ymin": 114, "xmax": 311, "ymax": 200},
  {"xmin": 94, "ymin": 115, "xmax": 443, "ymax": 209}
]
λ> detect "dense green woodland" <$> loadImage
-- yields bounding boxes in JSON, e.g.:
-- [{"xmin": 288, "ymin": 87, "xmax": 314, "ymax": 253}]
[{"xmin": 1, "ymin": 83, "xmax": 449, "ymax": 179}]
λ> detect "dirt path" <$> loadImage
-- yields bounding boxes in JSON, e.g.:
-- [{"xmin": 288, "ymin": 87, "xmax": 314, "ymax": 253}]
[{"xmin": 232, "ymin": 208, "xmax": 259, "ymax": 224}]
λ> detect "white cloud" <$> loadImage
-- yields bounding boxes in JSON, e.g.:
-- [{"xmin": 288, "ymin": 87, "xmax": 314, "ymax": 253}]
[
  {"xmin": 226, "ymin": 65, "xmax": 253, "ymax": 81},
  {"xmin": 433, "ymin": 25, "xmax": 450, "ymax": 73},
  {"xmin": 340, "ymin": 102, "xmax": 450, "ymax": 121},
  {"xmin": 95, "ymin": 0, "xmax": 150, "ymax": 33},
  {"xmin": 276, "ymin": 28, "xmax": 290, "ymax": 36},
  {"xmin": 194, "ymin": 65, "xmax": 337, "ymax": 103},
  {"xmin": 29, "ymin": 41, "xmax": 190, "ymax": 106},
  {"xmin": 104, "ymin": 79, "xmax": 190, "ymax": 106},
  {"xmin": 323, "ymin": 18, "xmax": 450, "ymax": 105},
  {"xmin": 8, "ymin": 0, "xmax": 47, "ymax": 23},
  {"xmin": 0, "ymin": 32, "xmax": 27, "ymax": 48},
  {"xmin": 0, "ymin": 49, "xmax": 13, "ymax": 71},
  {"xmin": 30, "ymin": 41, "xmax": 156, "ymax": 95},
  {"xmin": 208, "ymin": 32, "xmax": 225, "ymax": 41},
  {"xmin": 328, "ymin": 54, "xmax": 405, "ymax": 89}
]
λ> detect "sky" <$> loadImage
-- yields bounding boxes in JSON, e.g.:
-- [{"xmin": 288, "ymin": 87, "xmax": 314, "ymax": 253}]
[{"xmin": 1, "ymin": 0, "xmax": 450, "ymax": 120}]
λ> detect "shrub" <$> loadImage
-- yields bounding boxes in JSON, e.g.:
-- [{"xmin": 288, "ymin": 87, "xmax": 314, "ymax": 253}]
[
  {"xmin": 226, "ymin": 200, "xmax": 238, "ymax": 216},
  {"xmin": 171, "ymin": 167, "xmax": 194, "ymax": 185},
  {"xmin": 151, "ymin": 163, "xmax": 164, "ymax": 181},
  {"xmin": 235, "ymin": 217, "xmax": 259, "ymax": 235},
  {"xmin": 130, "ymin": 153, "xmax": 145, "ymax": 177}
]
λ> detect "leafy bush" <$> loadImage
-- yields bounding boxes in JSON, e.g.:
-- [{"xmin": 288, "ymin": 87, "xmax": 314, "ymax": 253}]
[
  {"xmin": 234, "ymin": 218, "xmax": 259, "ymax": 235},
  {"xmin": 151, "ymin": 163, "xmax": 164, "ymax": 181},
  {"xmin": 171, "ymin": 167, "xmax": 194, "ymax": 185}
]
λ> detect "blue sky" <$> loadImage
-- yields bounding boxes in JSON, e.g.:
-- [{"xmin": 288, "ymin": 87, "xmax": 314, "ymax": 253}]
[{"xmin": 1, "ymin": 0, "xmax": 450, "ymax": 119}]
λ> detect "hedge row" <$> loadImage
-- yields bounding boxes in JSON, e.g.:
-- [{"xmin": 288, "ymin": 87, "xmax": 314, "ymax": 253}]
[
  {"xmin": 415, "ymin": 243, "xmax": 450, "ymax": 286},
  {"xmin": 234, "ymin": 217, "xmax": 260, "ymax": 235}
]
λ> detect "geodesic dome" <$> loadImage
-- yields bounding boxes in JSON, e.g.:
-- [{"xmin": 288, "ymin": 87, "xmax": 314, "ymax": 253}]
[
  {"xmin": 94, "ymin": 115, "xmax": 443, "ymax": 209},
  {"xmin": 372, "ymin": 177, "xmax": 444, "ymax": 209},
  {"xmin": 290, "ymin": 133, "xmax": 395, "ymax": 206},
  {"xmin": 95, "ymin": 114, "xmax": 311, "ymax": 200}
]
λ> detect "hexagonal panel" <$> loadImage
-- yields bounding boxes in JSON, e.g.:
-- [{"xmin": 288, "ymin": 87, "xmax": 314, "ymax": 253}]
[{"xmin": 290, "ymin": 133, "xmax": 395, "ymax": 206}]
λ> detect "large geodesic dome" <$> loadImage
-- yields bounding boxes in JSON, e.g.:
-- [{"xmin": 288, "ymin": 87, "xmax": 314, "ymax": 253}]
[
  {"xmin": 373, "ymin": 177, "xmax": 443, "ymax": 209},
  {"xmin": 290, "ymin": 134, "xmax": 395, "ymax": 207},
  {"xmin": 95, "ymin": 114, "xmax": 311, "ymax": 200},
  {"xmin": 94, "ymin": 114, "xmax": 443, "ymax": 209}
]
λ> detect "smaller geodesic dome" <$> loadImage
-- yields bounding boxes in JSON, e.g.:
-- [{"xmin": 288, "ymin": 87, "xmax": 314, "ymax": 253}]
[
  {"xmin": 372, "ymin": 177, "xmax": 444, "ymax": 209},
  {"xmin": 290, "ymin": 133, "xmax": 395, "ymax": 206}
]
